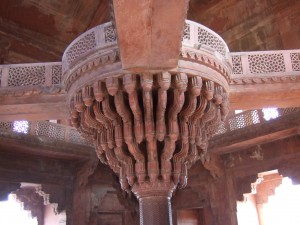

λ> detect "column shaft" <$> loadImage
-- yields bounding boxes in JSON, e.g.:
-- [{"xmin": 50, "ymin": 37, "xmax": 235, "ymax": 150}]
[{"xmin": 139, "ymin": 196, "xmax": 173, "ymax": 225}]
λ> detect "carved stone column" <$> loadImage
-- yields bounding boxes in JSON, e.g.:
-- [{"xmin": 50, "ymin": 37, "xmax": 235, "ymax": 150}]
[
  {"xmin": 62, "ymin": 19, "xmax": 231, "ymax": 225},
  {"xmin": 133, "ymin": 182, "xmax": 175, "ymax": 225},
  {"xmin": 139, "ymin": 196, "xmax": 172, "ymax": 225}
]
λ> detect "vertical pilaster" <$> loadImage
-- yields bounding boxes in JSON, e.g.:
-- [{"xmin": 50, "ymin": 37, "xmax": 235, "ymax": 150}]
[{"xmin": 208, "ymin": 175, "xmax": 238, "ymax": 225}]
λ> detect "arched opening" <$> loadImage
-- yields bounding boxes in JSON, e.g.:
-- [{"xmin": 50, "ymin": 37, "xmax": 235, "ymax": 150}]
[
  {"xmin": 0, "ymin": 183, "xmax": 66, "ymax": 225},
  {"xmin": 0, "ymin": 194, "xmax": 38, "ymax": 225},
  {"xmin": 237, "ymin": 170, "xmax": 300, "ymax": 225}
]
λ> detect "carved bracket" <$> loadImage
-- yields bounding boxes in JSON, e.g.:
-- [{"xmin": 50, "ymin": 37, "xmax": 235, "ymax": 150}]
[{"xmin": 12, "ymin": 187, "xmax": 45, "ymax": 225}]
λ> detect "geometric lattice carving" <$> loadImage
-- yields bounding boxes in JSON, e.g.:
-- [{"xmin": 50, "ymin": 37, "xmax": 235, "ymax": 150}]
[
  {"xmin": 278, "ymin": 107, "xmax": 300, "ymax": 116},
  {"xmin": 231, "ymin": 55, "xmax": 243, "ymax": 74},
  {"xmin": 104, "ymin": 25, "xmax": 116, "ymax": 43},
  {"xmin": 248, "ymin": 53, "xmax": 285, "ymax": 74},
  {"xmin": 52, "ymin": 65, "xmax": 62, "ymax": 85},
  {"xmin": 0, "ymin": 121, "xmax": 13, "ymax": 131},
  {"xmin": 8, "ymin": 66, "xmax": 46, "ymax": 86},
  {"xmin": 0, "ymin": 120, "xmax": 92, "ymax": 146},
  {"xmin": 198, "ymin": 27, "xmax": 227, "ymax": 57},
  {"xmin": 214, "ymin": 107, "xmax": 300, "ymax": 136},
  {"xmin": 290, "ymin": 53, "xmax": 300, "ymax": 71},
  {"xmin": 183, "ymin": 22, "xmax": 190, "ymax": 41},
  {"xmin": 213, "ymin": 121, "xmax": 227, "ymax": 136},
  {"xmin": 229, "ymin": 110, "xmax": 260, "ymax": 131},
  {"xmin": 69, "ymin": 129, "xmax": 89, "ymax": 145},
  {"xmin": 35, "ymin": 122, "xmax": 66, "ymax": 141},
  {"xmin": 66, "ymin": 32, "xmax": 97, "ymax": 65}
]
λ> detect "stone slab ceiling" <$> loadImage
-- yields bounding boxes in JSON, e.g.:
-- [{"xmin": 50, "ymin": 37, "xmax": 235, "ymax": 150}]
[
  {"xmin": 188, "ymin": 0, "xmax": 300, "ymax": 51},
  {"xmin": 0, "ymin": 0, "xmax": 110, "ymax": 63},
  {"xmin": 0, "ymin": 0, "xmax": 299, "ymax": 64}
]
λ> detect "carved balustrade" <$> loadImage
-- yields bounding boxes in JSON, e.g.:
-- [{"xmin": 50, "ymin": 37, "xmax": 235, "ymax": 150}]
[
  {"xmin": 62, "ymin": 22, "xmax": 117, "ymax": 76},
  {"xmin": 0, "ymin": 108, "xmax": 300, "ymax": 149},
  {"xmin": 182, "ymin": 20, "xmax": 230, "ymax": 60},
  {"xmin": 0, "ymin": 121, "xmax": 89, "ymax": 146},
  {"xmin": 2, "ymin": 49, "xmax": 299, "ymax": 92},
  {"xmin": 0, "ymin": 62, "xmax": 62, "ymax": 89},
  {"xmin": 214, "ymin": 107, "xmax": 300, "ymax": 136},
  {"xmin": 230, "ymin": 50, "xmax": 300, "ymax": 85}
]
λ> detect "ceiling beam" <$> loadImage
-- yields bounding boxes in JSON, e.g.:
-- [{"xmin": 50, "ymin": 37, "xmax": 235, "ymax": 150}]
[
  {"xmin": 0, "ymin": 130, "xmax": 93, "ymax": 160},
  {"xmin": 0, "ymin": 93, "xmax": 68, "ymax": 121},
  {"xmin": 112, "ymin": 0, "xmax": 189, "ymax": 71},
  {"xmin": 229, "ymin": 81, "xmax": 300, "ymax": 110},
  {"xmin": 0, "ymin": 80, "xmax": 300, "ymax": 120}
]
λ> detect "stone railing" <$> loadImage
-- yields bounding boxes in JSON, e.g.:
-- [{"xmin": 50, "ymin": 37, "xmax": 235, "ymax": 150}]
[
  {"xmin": 1, "ymin": 26, "xmax": 299, "ymax": 91},
  {"xmin": 0, "ymin": 62, "xmax": 62, "ymax": 88},
  {"xmin": 1, "ymin": 109, "xmax": 297, "ymax": 145},
  {"xmin": 0, "ymin": 120, "xmax": 90, "ymax": 146},
  {"xmin": 214, "ymin": 107, "xmax": 300, "ymax": 136},
  {"xmin": 182, "ymin": 20, "xmax": 230, "ymax": 59},
  {"xmin": 62, "ymin": 22, "xmax": 117, "ymax": 74},
  {"xmin": 230, "ymin": 50, "xmax": 300, "ymax": 84}
]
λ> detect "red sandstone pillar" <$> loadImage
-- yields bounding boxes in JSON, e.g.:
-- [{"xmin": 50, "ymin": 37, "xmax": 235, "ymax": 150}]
[
  {"xmin": 132, "ymin": 182, "xmax": 176, "ymax": 225},
  {"xmin": 139, "ymin": 196, "xmax": 173, "ymax": 225}
]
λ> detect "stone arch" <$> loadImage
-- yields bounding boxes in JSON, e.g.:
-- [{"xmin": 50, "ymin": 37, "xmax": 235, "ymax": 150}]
[{"xmin": 7, "ymin": 183, "xmax": 68, "ymax": 225}]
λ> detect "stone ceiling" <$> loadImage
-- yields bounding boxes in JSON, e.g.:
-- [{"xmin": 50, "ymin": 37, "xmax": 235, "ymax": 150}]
[{"xmin": 0, "ymin": 0, "xmax": 299, "ymax": 64}]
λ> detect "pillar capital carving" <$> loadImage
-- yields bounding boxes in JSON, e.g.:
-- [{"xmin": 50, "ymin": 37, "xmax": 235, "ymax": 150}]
[
  {"xmin": 63, "ymin": 19, "xmax": 231, "ymax": 225},
  {"xmin": 65, "ymin": 71, "xmax": 229, "ymax": 196},
  {"xmin": 132, "ymin": 181, "xmax": 176, "ymax": 199}
]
